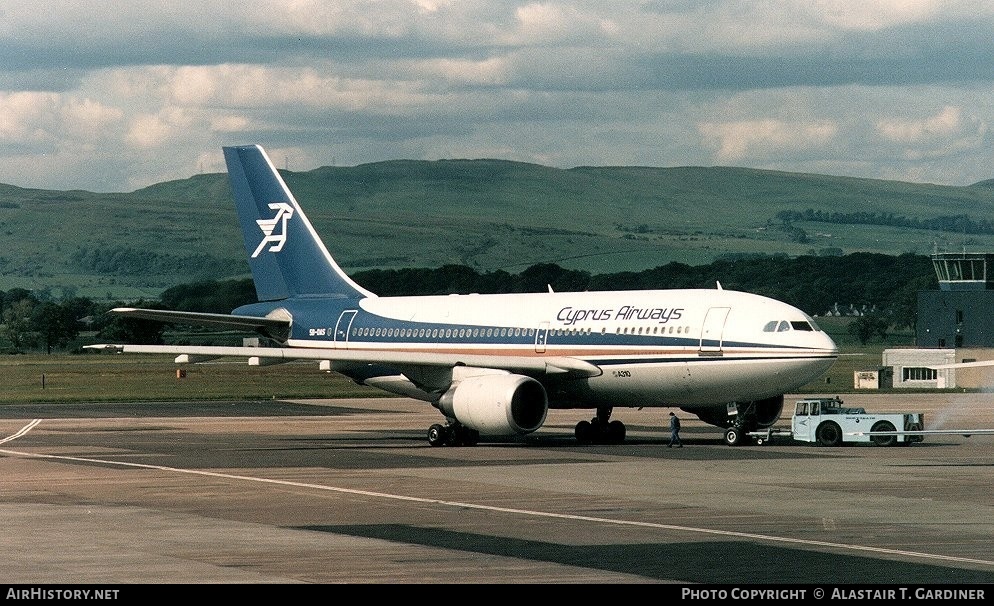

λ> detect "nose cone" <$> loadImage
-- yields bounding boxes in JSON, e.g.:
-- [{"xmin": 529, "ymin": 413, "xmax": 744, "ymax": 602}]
[
  {"xmin": 821, "ymin": 331, "xmax": 840, "ymax": 358},
  {"xmin": 804, "ymin": 330, "xmax": 839, "ymax": 380}
]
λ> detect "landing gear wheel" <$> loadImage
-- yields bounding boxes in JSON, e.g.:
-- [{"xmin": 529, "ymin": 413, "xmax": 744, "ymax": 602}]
[
  {"xmin": 452, "ymin": 426, "xmax": 480, "ymax": 447},
  {"xmin": 724, "ymin": 427, "xmax": 745, "ymax": 446},
  {"xmin": 607, "ymin": 420, "xmax": 626, "ymax": 444},
  {"xmin": 575, "ymin": 420, "xmax": 593, "ymax": 444},
  {"xmin": 870, "ymin": 421, "xmax": 896, "ymax": 447},
  {"xmin": 574, "ymin": 418, "xmax": 626, "ymax": 444},
  {"xmin": 816, "ymin": 421, "xmax": 843, "ymax": 446},
  {"xmin": 427, "ymin": 423, "xmax": 448, "ymax": 447},
  {"xmin": 427, "ymin": 423, "xmax": 480, "ymax": 447}
]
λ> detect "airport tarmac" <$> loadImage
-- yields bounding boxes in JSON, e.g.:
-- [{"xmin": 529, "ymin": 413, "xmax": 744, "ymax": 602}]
[{"xmin": 1, "ymin": 392, "xmax": 993, "ymax": 585}]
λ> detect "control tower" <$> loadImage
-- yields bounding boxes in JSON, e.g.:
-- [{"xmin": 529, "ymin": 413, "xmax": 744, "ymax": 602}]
[
  {"xmin": 918, "ymin": 252, "xmax": 994, "ymax": 347},
  {"xmin": 931, "ymin": 252, "xmax": 994, "ymax": 291}
]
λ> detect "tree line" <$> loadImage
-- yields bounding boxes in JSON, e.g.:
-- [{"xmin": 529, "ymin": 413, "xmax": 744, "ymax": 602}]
[
  {"xmin": 0, "ymin": 251, "xmax": 936, "ymax": 352},
  {"xmin": 73, "ymin": 245, "xmax": 228, "ymax": 279},
  {"xmin": 775, "ymin": 209, "xmax": 994, "ymax": 235}
]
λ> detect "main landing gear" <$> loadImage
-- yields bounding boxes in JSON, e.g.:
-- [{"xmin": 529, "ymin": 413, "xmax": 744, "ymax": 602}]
[
  {"xmin": 723, "ymin": 425, "xmax": 749, "ymax": 446},
  {"xmin": 575, "ymin": 407, "xmax": 626, "ymax": 444},
  {"xmin": 427, "ymin": 421, "xmax": 480, "ymax": 447},
  {"xmin": 719, "ymin": 396, "xmax": 785, "ymax": 446}
]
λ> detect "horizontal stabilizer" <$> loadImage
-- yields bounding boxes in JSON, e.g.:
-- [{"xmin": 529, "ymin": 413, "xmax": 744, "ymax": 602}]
[{"xmin": 108, "ymin": 307, "xmax": 290, "ymax": 333}]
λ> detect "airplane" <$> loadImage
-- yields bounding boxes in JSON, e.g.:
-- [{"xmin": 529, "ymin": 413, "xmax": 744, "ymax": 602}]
[{"xmin": 87, "ymin": 144, "xmax": 839, "ymax": 447}]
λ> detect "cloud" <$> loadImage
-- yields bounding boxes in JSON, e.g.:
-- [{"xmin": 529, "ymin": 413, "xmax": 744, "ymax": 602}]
[
  {"xmin": 877, "ymin": 105, "xmax": 968, "ymax": 143},
  {"xmin": 0, "ymin": 2, "xmax": 993, "ymax": 191},
  {"xmin": 698, "ymin": 119, "xmax": 839, "ymax": 163},
  {"xmin": 126, "ymin": 108, "xmax": 194, "ymax": 149},
  {"xmin": 0, "ymin": 92, "xmax": 61, "ymax": 145},
  {"xmin": 0, "ymin": 91, "xmax": 123, "ymax": 151},
  {"xmin": 804, "ymin": 0, "xmax": 946, "ymax": 32},
  {"xmin": 875, "ymin": 105, "xmax": 988, "ymax": 162}
]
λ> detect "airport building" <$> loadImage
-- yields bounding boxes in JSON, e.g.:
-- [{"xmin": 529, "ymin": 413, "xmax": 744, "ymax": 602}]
[
  {"xmin": 871, "ymin": 252, "xmax": 994, "ymax": 389},
  {"xmin": 917, "ymin": 252, "xmax": 994, "ymax": 349}
]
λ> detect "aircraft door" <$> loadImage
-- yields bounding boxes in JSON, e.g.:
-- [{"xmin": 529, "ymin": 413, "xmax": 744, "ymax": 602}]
[
  {"xmin": 699, "ymin": 307, "xmax": 730, "ymax": 354},
  {"xmin": 334, "ymin": 310, "xmax": 358, "ymax": 349},
  {"xmin": 535, "ymin": 322, "xmax": 549, "ymax": 353}
]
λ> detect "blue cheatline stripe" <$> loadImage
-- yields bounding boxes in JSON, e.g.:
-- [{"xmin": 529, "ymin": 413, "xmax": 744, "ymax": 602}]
[{"xmin": 288, "ymin": 337, "xmax": 834, "ymax": 365}]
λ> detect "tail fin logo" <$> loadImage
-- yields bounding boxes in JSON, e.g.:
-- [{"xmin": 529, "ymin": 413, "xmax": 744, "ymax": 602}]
[{"xmin": 252, "ymin": 202, "xmax": 295, "ymax": 258}]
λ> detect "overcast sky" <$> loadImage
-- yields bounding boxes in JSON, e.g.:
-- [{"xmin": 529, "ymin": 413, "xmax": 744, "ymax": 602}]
[{"xmin": 2, "ymin": 1, "xmax": 994, "ymax": 192}]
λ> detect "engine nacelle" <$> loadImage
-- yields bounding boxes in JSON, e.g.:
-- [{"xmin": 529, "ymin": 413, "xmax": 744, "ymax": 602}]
[
  {"xmin": 751, "ymin": 395, "xmax": 785, "ymax": 428},
  {"xmin": 438, "ymin": 373, "xmax": 548, "ymax": 436},
  {"xmin": 688, "ymin": 395, "xmax": 784, "ymax": 430}
]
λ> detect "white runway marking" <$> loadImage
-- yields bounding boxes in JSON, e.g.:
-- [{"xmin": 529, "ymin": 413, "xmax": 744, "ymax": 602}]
[
  {"xmin": 0, "ymin": 419, "xmax": 41, "ymax": 445},
  {"xmin": 2, "ymin": 441, "xmax": 992, "ymax": 569}
]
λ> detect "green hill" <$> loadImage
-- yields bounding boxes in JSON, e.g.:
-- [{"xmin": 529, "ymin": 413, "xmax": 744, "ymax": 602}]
[{"xmin": 2, "ymin": 161, "xmax": 993, "ymax": 300}]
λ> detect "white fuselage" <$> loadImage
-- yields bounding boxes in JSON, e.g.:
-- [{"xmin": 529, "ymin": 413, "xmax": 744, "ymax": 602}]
[{"xmin": 280, "ymin": 287, "xmax": 838, "ymax": 408}]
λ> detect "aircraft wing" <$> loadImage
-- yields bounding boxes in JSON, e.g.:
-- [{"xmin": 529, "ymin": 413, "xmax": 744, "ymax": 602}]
[
  {"xmin": 108, "ymin": 307, "xmax": 291, "ymax": 332},
  {"xmin": 84, "ymin": 343, "xmax": 603, "ymax": 378}
]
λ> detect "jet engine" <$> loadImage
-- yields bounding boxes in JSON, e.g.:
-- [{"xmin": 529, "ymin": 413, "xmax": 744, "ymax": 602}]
[
  {"xmin": 688, "ymin": 394, "xmax": 784, "ymax": 430},
  {"xmin": 437, "ymin": 372, "xmax": 548, "ymax": 436},
  {"xmin": 750, "ymin": 395, "xmax": 785, "ymax": 428}
]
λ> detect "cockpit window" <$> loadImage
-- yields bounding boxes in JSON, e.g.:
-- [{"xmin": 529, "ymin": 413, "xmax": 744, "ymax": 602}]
[{"xmin": 763, "ymin": 318, "xmax": 823, "ymax": 332}]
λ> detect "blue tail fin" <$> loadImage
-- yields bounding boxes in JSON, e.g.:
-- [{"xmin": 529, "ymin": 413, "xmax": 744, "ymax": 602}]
[{"xmin": 223, "ymin": 144, "xmax": 376, "ymax": 301}]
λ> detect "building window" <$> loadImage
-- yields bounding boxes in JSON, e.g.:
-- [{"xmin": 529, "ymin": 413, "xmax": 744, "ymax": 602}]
[{"xmin": 903, "ymin": 367, "xmax": 937, "ymax": 382}]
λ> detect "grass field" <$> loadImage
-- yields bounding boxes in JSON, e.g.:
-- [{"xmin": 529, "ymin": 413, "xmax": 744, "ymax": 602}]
[{"xmin": 0, "ymin": 353, "xmax": 384, "ymax": 404}]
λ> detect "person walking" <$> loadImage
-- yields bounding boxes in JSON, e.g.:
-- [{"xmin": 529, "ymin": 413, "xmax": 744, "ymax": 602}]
[{"xmin": 668, "ymin": 412, "xmax": 683, "ymax": 448}]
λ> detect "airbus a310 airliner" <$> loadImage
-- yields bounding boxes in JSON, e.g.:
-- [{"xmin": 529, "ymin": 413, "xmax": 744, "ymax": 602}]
[{"xmin": 90, "ymin": 145, "xmax": 838, "ymax": 447}]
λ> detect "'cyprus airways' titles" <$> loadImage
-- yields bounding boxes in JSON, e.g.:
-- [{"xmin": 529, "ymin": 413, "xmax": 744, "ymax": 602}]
[{"xmin": 557, "ymin": 305, "xmax": 684, "ymax": 326}]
